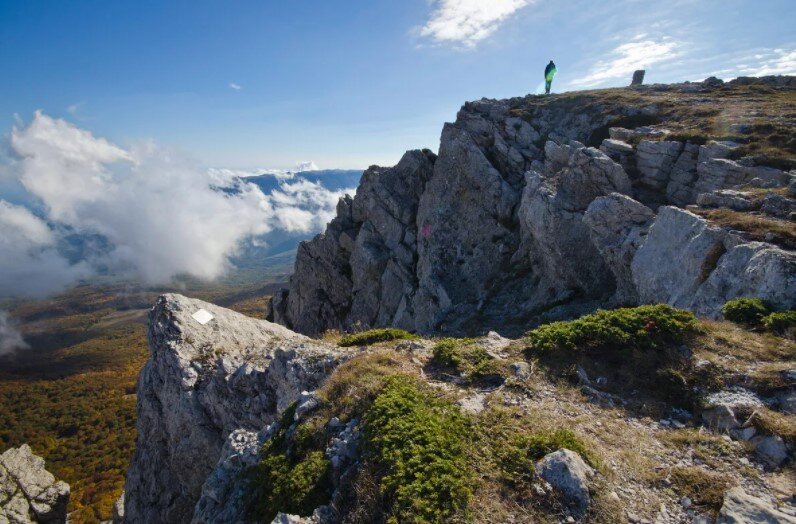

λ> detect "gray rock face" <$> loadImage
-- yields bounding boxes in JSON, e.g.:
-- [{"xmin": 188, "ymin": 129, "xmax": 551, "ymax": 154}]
[
  {"xmin": 584, "ymin": 193, "xmax": 655, "ymax": 304},
  {"xmin": 124, "ymin": 294, "xmax": 349, "ymax": 524},
  {"xmin": 518, "ymin": 147, "xmax": 632, "ymax": 306},
  {"xmin": 636, "ymin": 140, "xmax": 684, "ymax": 191},
  {"xmin": 535, "ymin": 449, "xmax": 594, "ymax": 518},
  {"xmin": 274, "ymin": 95, "xmax": 654, "ymax": 335},
  {"xmin": 665, "ymin": 143, "xmax": 701, "ymax": 205},
  {"xmin": 751, "ymin": 435, "xmax": 789, "ymax": 468},
  {"xmin": 717, "ymin": 487, "xmax": 796, "ymax": 523},
  {"xmin": 691, "ymin": 242, "xmax": 796, "ymax": 317},
  {"xmin": 632, "ymin": 207, "xmax": 727, "ymax": 309},
  {"xmin": 0, "ymin": 445, "xmax": 69, "ymax": 524},
  {"xmin": 191, "ymin": 428, "xmax": 267, "ymax": 524},
  {"xmin": 631, "ymin": 208, "xmax": 796, "ymax": 317}
]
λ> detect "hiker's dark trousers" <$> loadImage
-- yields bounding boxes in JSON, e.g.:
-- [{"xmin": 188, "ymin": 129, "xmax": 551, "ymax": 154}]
[{"xmin": 545, "ymin": 80, "xmax": 552, "ymax": 94}]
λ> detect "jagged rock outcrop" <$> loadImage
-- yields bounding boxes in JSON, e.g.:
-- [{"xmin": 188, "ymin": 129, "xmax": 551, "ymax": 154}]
[
  {"xmin": 272, "ymin": 78, "xmax": 795, "ymax": 336},
  {"xmin": 0, "ymin": 445, "xmax": 70, "ymax": 524},
  {"xmin": 123, "ymin": 294, "xmax": 349, "ymax": 524}
]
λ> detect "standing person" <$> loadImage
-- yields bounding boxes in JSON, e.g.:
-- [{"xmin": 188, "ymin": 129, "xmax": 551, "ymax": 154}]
[{"xmin": 544, "ymin": 60, "xmax": 557, "ymax": 94}]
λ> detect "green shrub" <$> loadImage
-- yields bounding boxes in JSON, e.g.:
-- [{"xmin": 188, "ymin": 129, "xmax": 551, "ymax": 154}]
[
  {"xmin": 364, "ymin": 377, "xmax": 473, "ymax": 523},
  {"xmin": 526, "ymin": 304, "xmax": 699, "ymax": 353},
  {"xmin": 338, "ymin": 328, "xmax": 418, "ymax": 347},
  {"xmin": 248, "ymin": 404, "xmax": 332, "ymax": 521},
  {"xmin": 721, "ymin": 298, "xmax": 770, "ymax": 326},
  {"xmin": 762, "ymin": 311, "xmax": 796, "ymax": 337}
]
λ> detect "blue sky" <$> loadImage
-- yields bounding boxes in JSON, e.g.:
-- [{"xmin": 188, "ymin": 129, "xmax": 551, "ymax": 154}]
[{"xmin": 1, "ymin": 0, "xmax": 794, "ymax": 170}]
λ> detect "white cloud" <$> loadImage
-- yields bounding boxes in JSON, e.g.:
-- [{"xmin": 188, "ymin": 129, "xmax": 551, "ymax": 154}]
[
  {"xmin": 0, "ymin": 200, "xmax": 91, "ymax": 297},
  {"xmin": 295, "ymin": 161, "xmax": 319, "ymax": 172},
  {"xmin": 573, "ymin": 38, "xmax": 681, "ymax": 87},
  {"xmin": 419, "ymin": 0, "xmax": 531, "ymax": 48},
  {"xmin": 11, "ymin": 110, "xmax": 134, "ymax": 222},
  {"xmin": 5, "ymin": 112, "xmax": 273, "ymax": 288},
  {"xmin": 267, "ymin": 179, "xmax": 348, "ymax": 233},
  {"xmin": 66, "ymin": 102, "xmax": 83, "ymax": 116},
  {"xmin": 0, "ymin": 113, "xmax": 352, "ymax": 297},
  {"xmin": 229, "ymin": 82, "xmax": 242, "ymax": 90},
  {"xmin": 740, "ymin": 48, "xmax": 796, "ymax": 77},
  {"xmin": 0, "ymin": 311, "xmax": 27, "ymax": 356}
]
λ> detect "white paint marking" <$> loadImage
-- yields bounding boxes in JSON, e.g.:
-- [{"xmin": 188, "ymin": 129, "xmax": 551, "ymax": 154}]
[{"xmin": 192, "ymin": 309, "xmax": 214, "ymax": 325}]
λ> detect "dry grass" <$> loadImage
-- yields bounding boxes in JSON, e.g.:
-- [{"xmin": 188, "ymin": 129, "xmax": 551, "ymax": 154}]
[
  {"xmin": 660, "ymin": 428, "xmax": 737, "ymax": 469},
  {"xmin": 692, "ymin": 320, "xmax": 796, "ymax": 368},
  {"xmin": 692, "ymin": 208, "xmax": 796, "ymax": 249},
  {"xmin": 745, "ymin": 409, "xmax": 796, "ymax": 446},
  {"xmin": 664, "ymin": 466, "xmax": 731, "ymax": 512}
]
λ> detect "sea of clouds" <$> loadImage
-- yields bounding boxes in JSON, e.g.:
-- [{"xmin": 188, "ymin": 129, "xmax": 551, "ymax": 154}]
[{"xmin": 0, "ymin": 112, "xmax": 352, "ymax": 352}]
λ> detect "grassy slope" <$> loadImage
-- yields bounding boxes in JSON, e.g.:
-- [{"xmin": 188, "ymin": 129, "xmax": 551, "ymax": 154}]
[{"xmin": 312, "ymin": 314, "xmax": 794, "ymax": 522}]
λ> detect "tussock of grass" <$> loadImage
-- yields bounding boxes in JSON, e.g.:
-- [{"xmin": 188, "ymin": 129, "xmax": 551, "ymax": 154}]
[
  {"xmin": 431, "ymin": 338, "xmax": 506, "ymax": 384},
  {"xmin": 468, "ymin": 406, "xmax": 610, "ymax": 521},
  {"xmin": 744, "ymin": 409, "xmax": 796, "ymax": 446},
  {"xmin": 338, "ymin": 328, "xmax": 418, "ymax": 347},
  {"xmin": 317, "ymin": 351, "xmax": 413, "ymax": 420},
  {"xmin": 665, "ymin": 466, "xmax": 730, "ymax": 511},
  {"xmin": 661, "ymin": 429, "xmax": 735, "ymax": 467},
  {"xmin": 693, "ymin": 208, "xmax": 796, "ymax": 250},
  {"xmin": 499, "ymin": 429, "xmax": 601, "ymax": 485},
  {"xmin": 526, "ymin": 304, "xmax": 699, "ymax": 353}
]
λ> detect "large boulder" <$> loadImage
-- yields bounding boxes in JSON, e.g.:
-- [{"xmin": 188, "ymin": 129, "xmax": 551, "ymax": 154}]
[
  {"xmin": 0, "ymin": 445, "xmax": 70, "ymax": 524},
  {"xmin": 124, "ymin": 294, "xmax": 349, "ymax": 524},
  {"xmin": 632, "ymin": 207, "xmax": 796, "ymax": 317},
  {"xmin": 535, "ymin": 449, "xmax": 594, "ymax": 518}
]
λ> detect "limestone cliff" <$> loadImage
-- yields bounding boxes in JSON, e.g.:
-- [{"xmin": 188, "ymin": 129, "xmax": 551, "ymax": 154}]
[
  {"xmin": 123, "ymin": 294, "xmax": 349, "ymax": 523},
  {"xmin": 271, "ymin": 77, "xmax": 796, "ymax": 335}
]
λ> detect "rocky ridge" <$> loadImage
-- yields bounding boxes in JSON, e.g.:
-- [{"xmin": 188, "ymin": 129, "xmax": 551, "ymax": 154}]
[{"xmin": 271, "ymin": 77, "xmax": 795, "ymax": 336}]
